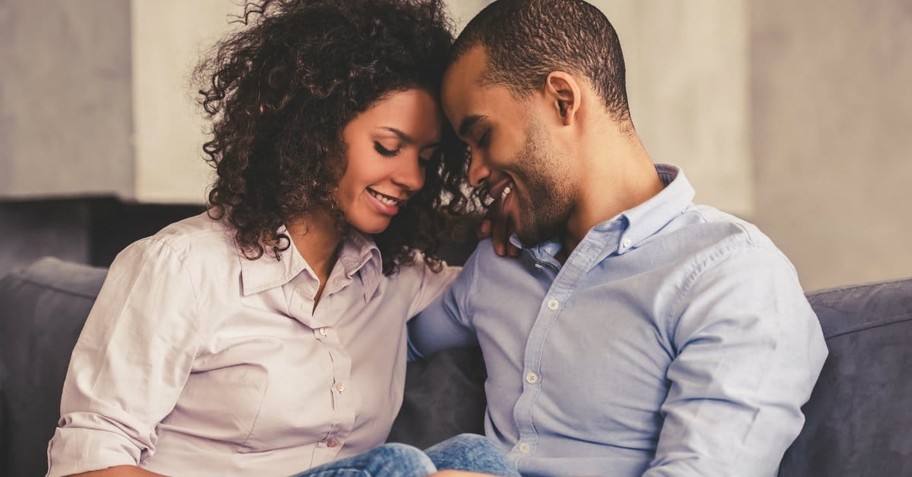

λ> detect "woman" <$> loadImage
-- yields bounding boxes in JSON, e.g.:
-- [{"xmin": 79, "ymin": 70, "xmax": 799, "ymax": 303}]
[{"xmin": 45, "ymin": 1, "xmax": 513, "ymax": 476}]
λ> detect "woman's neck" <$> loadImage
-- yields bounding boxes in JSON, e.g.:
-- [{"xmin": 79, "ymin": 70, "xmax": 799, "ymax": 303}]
[{"xmin": 286, "ymin": 212, "xmax": 345, "ymax": 301}]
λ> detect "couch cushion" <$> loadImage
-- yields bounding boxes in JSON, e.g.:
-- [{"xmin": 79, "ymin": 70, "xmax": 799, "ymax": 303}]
[
  {"xmin": 0, "ymin": 257, "xmax": 107, "ymax": 477},
  {"xmin": 779, "ymin": 278, "xmax": 912, "ymax": 477},
  {"xmin": 388, "ymin": 347, "xmax": 487, "ymax": 448}
]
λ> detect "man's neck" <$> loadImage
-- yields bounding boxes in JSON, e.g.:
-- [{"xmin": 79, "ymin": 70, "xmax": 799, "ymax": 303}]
[{"xmin": 561, "ymin": 126, "xmax": 665, "ymax": 256}]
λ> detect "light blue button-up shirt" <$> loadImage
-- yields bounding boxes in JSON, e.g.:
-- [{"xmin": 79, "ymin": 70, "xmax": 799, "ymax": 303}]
[{"xmin": 410, "ymin": 164, "xmax": 828, "ymax": 477}]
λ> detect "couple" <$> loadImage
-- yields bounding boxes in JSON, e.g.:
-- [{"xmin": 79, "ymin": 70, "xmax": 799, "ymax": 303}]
[{"xmin": 47, "ymin": 1, "xmax": 828, "ymax": 476}]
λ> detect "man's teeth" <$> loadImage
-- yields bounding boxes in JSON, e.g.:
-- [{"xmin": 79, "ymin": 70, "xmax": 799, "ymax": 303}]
[
  {"xmin": 369, "ymin": 189, "xmax": 400, "ymax": 206},
  {"xmin": 501, "ymin": 185, "xmax": 513, "ymax": 201}
]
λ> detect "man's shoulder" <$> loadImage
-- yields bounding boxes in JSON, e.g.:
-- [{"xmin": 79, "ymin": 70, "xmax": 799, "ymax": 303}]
[{"xmin": 666, "ymin": 204, "xmax": 779, "ymax": 254}]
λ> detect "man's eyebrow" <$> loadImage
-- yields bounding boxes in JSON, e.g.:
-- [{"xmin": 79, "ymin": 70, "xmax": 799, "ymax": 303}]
[{"xmin": 457, "ymin": 115, "xmax": 486, "ymax": 139}]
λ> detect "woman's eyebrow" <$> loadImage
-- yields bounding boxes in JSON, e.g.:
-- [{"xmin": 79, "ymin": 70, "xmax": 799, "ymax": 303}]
[
  {"xmin": 378, "ymin": 127, "xmax": 413, "ymax": 143},
  {"xmin": 379, "ymin": 127, "xmax": 440, "ymax": 147}
]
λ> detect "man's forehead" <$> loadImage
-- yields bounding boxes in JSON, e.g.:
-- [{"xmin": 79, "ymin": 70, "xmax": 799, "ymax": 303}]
[{"xmin": 442, "ymin": 47, "xmax": 489, "ymax": 114}]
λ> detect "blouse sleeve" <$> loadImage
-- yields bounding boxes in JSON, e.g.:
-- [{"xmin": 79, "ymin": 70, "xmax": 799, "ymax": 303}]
[{"xmin": 46, "ymin": 237, "xmax": 203, "ymax": 477}]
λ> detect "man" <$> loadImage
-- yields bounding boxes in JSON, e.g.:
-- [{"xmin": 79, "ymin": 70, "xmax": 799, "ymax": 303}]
[{"xmin": 409, "ymin": 1, "xmax": 828, "ymax": 476}]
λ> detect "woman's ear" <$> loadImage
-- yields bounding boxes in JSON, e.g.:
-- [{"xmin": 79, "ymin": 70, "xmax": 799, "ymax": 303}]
[{"xmin": 545, "ymin": 71, "xmax": 581, "ymax": 126}]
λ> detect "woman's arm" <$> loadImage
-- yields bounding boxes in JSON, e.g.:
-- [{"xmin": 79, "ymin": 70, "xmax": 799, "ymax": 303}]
[{"xmin": 48, "ymin": 238, "xmax": 202, "ymax": 476}]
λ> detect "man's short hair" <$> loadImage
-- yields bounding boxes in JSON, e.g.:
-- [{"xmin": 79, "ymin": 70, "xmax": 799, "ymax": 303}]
[{"xmin": 453, "ymin": 0, "xmax": 630, "ymax": 121}]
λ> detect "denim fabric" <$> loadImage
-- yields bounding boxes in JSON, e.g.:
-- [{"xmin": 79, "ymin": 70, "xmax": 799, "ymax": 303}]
[
  {"xmin": 289, "ymin": 435, "xmax": 517, "ymax": 477},
  {"xmin": 290, "ymin": 443, "xmax": 435, "ymax": 477},
  {"xmin": 426, "ymin": 433, "xmax": 519, "ymax": 476}
]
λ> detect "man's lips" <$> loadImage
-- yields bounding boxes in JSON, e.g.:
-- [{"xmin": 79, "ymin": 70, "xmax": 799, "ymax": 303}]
[{"xmin": 487, "ymin": 178, "xmax": 513, "ymax": 203}]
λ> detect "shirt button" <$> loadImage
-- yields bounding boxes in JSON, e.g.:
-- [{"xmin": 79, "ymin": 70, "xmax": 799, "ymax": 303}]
[
  {"xmin": 517, "ymin": 442, "xmax": 531, "ymax": 454},
  {"xmin": 334, "ymin": 382, "xmax": 345, "ymax": 393},
  {"xmin": 546, "ymin": 299, "xmax": 559, "ymax": 311},
  {"xmin": 525, "ymin": 371, "xmax": 539, "ymax": 384},
  {"xmin": 622, "ymin": 238, "xmax": 632, "ymax": 248},
  {"xmin": 319, "ymin": 327, "xmax": 328, "ymax": 336},
  {"xmin": 324, "ymin": 438, "xmax": 340, "ymax": 448}
]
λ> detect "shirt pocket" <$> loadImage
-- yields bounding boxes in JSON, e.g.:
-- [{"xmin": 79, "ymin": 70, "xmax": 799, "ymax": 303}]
[{"xmin": 165, "ymin": 337, "xmax": 275, "ymax": 447}]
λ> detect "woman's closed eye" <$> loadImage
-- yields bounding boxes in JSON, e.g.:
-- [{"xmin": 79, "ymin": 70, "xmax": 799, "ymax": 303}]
[{"xmin": 374, "ymin": 141, "xmax": 400, "ymax": 157}]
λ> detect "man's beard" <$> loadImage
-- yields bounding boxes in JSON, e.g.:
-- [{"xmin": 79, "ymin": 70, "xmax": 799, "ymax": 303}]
[{"xmin": 512, "ymin": 117, "xmax": 574, "ymax": 247}]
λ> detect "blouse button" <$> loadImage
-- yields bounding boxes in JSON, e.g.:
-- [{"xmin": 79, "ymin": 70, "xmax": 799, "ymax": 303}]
[
  {"xmin": 517, "ymin": 442, "xmax": 531, "ymax": 454},
  {"xmin": 324, "ymin": 438, "xmax": 340, "ymax": 448},
  {"xmin": 334, "ymin": 382, "xmax": 346, "ymax": 393},
  {"xmin": 546, "ymin": 299, "xmax": 559, "ymax": 311},
  {"xmin": 525, "ymin": 371, "xmax": 539, "ymax": 384},
  {"xmin": 319, "ymin": 327, "xmax": 328, "ymax": 337}
]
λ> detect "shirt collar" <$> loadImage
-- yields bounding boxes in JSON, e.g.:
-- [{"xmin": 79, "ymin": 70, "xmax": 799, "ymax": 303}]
[
  {"xmin": 240, "ymin": 227, "xmax": 382, "ymax": 299},
  {"xmin": 510, "ymin": 163, "xmax": 694, "ymax": 259},
  {"xmin": 607, "ymin": 163, "xmax": 694, "ymax": 255}
]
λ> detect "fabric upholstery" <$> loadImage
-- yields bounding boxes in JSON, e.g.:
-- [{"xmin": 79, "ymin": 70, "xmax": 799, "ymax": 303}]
[
  {"xmin": 778, "ymin": 278, "xmax": 912, "ymax": 477},
  {"xmin": 0, "ymin": 257, "xmax": 107, "ymax": 477},
  {"xmin": 1, "ymin": 257, "xmax": 911, "ymax": 476}
]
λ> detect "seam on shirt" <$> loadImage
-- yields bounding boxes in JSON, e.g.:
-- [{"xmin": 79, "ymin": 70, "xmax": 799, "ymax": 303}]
[
  {"xmin": 462, "ymin": 245, "xmax": 483, "ymax": 329},
  {"xmin": 155, "ymin": 239, "xmax": 207, "ymax": 364},
  {"xmin": 667, "ymin": 234, "xmax": 783, "ymax": 349}
]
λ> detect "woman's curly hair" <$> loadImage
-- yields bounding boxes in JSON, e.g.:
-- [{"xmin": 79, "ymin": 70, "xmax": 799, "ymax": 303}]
[{"xmin": 196, "ymin": 0, "xmax": 473, "ymax": 274}]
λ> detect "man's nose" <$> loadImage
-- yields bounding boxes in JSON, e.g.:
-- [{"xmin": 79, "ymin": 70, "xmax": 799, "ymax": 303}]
[{"xmin": 466, "ymin": 150, "xmax": 490, "ymax": 188}]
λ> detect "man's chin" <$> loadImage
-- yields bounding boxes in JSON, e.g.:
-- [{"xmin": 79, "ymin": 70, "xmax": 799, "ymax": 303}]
[{"xmin": 514, "ymin": 227, "xmax": 548, "ymax": 249}]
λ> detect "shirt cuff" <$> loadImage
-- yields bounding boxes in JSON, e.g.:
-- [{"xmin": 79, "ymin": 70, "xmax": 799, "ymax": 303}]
[{"xmin": 47, "ymin": 424, "xmax": 144, "ymax": 477}]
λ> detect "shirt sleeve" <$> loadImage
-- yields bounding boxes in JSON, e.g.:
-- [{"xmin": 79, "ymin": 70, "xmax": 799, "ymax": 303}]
[
  {"xmin": 407, "ymin": 250, "xmax": 481, "ymax": 361},
  {"xmin": 644, "ymin": 246, "xmax": 828, "ymax": 477},
  {"xmin": 403, "ymin": 258, "xmax": 462, "ymax": 320},
  {"xmin": 46, "ymin": 238, "xmax": 202, "ymax": 477}
]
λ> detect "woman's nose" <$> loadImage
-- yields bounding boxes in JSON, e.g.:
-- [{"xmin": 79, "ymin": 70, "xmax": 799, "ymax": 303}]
[{"xmin": 392, "ymin": 153, "xmax": 425, "ymax": 193}]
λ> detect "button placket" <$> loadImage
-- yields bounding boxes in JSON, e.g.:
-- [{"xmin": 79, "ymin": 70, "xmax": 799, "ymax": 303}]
[{"xmin": 517, "ymin": 442, "xmax": 531, "ymax": 454}]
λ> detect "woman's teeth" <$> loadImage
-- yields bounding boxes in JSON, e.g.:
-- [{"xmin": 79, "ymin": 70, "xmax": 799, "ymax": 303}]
[{"xmin": 368, "ymin": 189, "xmax": 401, "ymax": 206}]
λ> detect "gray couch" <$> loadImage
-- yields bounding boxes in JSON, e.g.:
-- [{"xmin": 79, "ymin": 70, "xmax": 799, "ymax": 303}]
[{"xmin": 1, "ymin": 257, "xmax": 910, "ymax": 476}]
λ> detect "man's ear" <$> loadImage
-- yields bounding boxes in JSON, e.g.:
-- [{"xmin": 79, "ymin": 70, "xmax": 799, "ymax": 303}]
[{"xmin": 544, "ymin": 71, "xmax": 581, "ymax": 126}]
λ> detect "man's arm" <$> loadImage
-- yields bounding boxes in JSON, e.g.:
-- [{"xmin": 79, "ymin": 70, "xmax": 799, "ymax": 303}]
[{"xmin": 645, "ymin": 247, "xmax": 828, "ymax": 476}]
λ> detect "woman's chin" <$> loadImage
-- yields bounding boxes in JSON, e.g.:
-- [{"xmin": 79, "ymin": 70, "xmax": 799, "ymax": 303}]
[{"xmin": 348, "ymin": 217, "xmax": 393, "ymax": 236}]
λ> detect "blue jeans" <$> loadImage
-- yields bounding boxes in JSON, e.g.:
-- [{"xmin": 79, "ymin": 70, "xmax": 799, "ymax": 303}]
[{"xmin": 291, "ymin": 434, "xmax": 519, "ymax": 477}]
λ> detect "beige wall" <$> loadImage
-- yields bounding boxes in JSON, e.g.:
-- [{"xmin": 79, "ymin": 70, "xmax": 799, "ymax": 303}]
[
  {"xmin": 2, "ymin": 0, "xmax": 910, "ymax": 290},
  {"xmin": 750, "ymin": 0, "xmax": 912, "ymax": 290},
  {"xmin": 0, "ymin": 0, "xmax": 133, "ymax": 199},
  {"xmin": 596, "ymin": 0, "xmax": 753, "ymax": 217}
]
